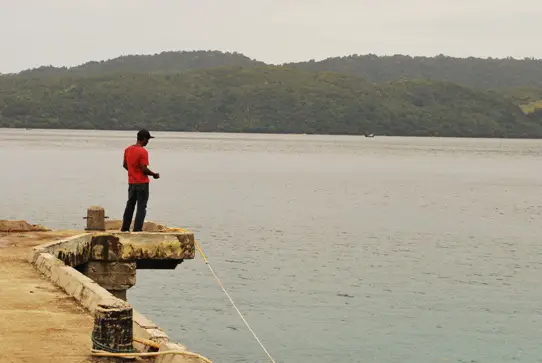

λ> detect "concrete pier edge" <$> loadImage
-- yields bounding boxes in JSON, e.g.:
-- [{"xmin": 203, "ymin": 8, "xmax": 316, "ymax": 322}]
[{"xmin": 27, "ymin": 232, "xmax": 202, "ymax": 362}]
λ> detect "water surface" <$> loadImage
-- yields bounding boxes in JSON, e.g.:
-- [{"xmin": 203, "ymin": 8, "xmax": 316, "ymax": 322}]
[{"xmin": 2, "ymin": 128, "xmax": 542, "ymax": 362}]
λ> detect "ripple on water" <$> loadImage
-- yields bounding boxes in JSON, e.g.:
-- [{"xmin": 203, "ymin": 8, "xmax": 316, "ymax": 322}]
[{"xmin": 3, "ymin": 130, "xmax": 542, "ymax": 362}]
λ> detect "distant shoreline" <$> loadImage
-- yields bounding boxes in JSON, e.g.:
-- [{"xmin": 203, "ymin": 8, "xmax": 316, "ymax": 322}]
[
  {"xmin": 3, "ymin": 59, "xmax": 542, "ymax": 140},
  {"xmin": 2, "ymin": 126, "xmax": 541, "ymax": 140}
]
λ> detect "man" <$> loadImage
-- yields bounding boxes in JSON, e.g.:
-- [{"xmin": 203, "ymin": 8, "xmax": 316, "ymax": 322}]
[{"xmin": 121, "ymin": 129, "xmax": 160, "ymax": 232}]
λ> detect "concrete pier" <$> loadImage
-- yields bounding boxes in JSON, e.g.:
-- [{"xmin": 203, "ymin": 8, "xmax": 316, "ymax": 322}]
[{"xmin": 0, "ymin": 208, "xmax": 211, "ymax": 363}]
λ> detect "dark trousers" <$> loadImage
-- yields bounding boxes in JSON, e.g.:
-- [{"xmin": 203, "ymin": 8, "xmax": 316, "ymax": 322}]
[{"xmin": 121, "ymin": 183, "xmax": 149, "ymax": 232}]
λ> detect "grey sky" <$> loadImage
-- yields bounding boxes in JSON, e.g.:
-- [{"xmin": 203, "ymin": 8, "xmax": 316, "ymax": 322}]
[{"xmin": 1, "ymin": 0, "xmax": 541, "ymax": 73}]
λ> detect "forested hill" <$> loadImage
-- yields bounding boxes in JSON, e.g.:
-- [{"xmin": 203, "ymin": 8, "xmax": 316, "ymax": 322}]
[
  {"xmin": 288, "ymin": 54, "xmax": 542, "ymax": 90},
  {"xmin": 7, "ymin": 50, "xmax": 542, "ymax": 90},
  {"xmin": 12, "ymin": 51, "xmax": 264, "ymax": 78},
  {"xmin": 1, "ymin": 66, "xmax": 541, "ymax": 138}
]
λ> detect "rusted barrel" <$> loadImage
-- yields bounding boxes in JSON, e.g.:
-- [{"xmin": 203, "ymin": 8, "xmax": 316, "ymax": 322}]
[{"xmin": 91, "ymin": 298, "xmax": 135, "ymax": 354}]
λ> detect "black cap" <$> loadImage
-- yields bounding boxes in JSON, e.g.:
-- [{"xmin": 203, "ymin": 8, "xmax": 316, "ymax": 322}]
[{"xmin": 137, "ymin": 129, "xmax": 154, "ymax": 140}]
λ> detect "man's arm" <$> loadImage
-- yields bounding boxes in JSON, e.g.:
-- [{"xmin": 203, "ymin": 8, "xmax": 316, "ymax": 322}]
[
  {"xmin": 123, "ymin": 149, "xmax": 128, "ymax": 170},
  {"xmin": 141, "ymin": 165, "xmax": 159, "ymax": 178},
  {"xmin": 139, "ymin": 149, "xmax": 159, "ymax": 179}
]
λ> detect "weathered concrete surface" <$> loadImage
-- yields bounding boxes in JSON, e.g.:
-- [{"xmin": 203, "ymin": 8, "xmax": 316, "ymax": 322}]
[
  {"xmin": 91, "ymin": 232, "xmax": 195, "ymax": 268},
  {"xmin": 105, "ymin": 220, "xmax": 191, "ymax": 234},
  {"xmin": 30, "ymin": 236, "xmax": 173, "ymax": 345},
  {"xmin": 0, "ymin": 220, "xmax": 50, "ymax": 232},
  {"xmin": 85, "ymin": 261, "xmax": 136, "ymax": 290},
  {"xmin": 31, "ymin": 231, "xmax": 195, "ymax": 269},
  {"xmin": 85, "ymin": 261, "xmax": 136, "ymax": 301},
  {"xmin": 32, "ymin": 233, "xmax": 93, "ymax": 267},
  {"xmin": 0, "ymin": 231, "xmax": 113, "ymax": 363},
  {"xmin": 106, "ymin": 220, "xmax": 170, "ymax": 232},
  {"xmin": 2, "ymin": 221, "xmax": 210, "ymax": 363}
]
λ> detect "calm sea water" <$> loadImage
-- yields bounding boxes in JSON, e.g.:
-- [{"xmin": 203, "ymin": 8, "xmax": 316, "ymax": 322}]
[{"xmin": 2, "ymin": 128, "xmax": 542, "ymax": 363}]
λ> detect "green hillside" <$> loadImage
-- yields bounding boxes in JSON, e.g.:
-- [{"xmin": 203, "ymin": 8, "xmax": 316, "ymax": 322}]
[
  {"xmin": 289, "ymin": 54, "xmax": 542, "ymax": 89},
  {"xmin": 1, "ymin": 66, "xmax": 540, "ymax": 137},
  {"xmin": 497, "ymin": 87, "xmax": 542, "ymax": 115},
  {"xmin": 8, "ymin": 50, "xmax": 542, "ymax": 90},
  {"xmin": 11, "ymin": 51, "xmax": 263, "ymax": 78}
]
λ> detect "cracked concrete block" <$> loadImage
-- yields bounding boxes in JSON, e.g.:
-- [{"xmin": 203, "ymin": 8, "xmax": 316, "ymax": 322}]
[
  {"xmin": 133, "ymin": 310, "xmax": 159, "ymax": 329},
  {"xmin": 35, "ymin": 253, "xmax": 64, "ymax": 279},
  {"xmin": 84, "ymin": 261, "xmax": 136, "ymax": 290},
  {"xmin": 49, "ymin": 265, "xmax": 61, "ymax": 284},
  {"xmin": 27, "ymin": 249, "xmax": 39, "ymax": 264},
  {"xmin": 109, "ymin": 290, "xmax": 127, "ymax": 301},
  {"xmin": 80, "ymin": 287, "xmax": 97, "ymax": 312},
  {"xmin": 39, "ymin": 233, "xmax": 93, "ymax": 267},
  {"xmin": 90, "ymin": 232, "xmax": 195, "ymax": 263},
  {"xmin": 64, "ymin": 279, "xmax": 84, "ymax": 300},
  {"xmin": 133, "ymin": 322, "xmax": 169, "ymax": 344}
]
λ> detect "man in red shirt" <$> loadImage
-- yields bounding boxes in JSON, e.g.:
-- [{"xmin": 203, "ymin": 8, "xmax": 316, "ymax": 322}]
[{"xmin": 121, "ymin": 129, "xmax": 160, "ymax": 232}]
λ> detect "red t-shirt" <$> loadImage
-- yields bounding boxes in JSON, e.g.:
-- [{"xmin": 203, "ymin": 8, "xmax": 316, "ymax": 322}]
[{"xmin": 124, "ymin": 145, "xmax": 150, "ymax": 184}]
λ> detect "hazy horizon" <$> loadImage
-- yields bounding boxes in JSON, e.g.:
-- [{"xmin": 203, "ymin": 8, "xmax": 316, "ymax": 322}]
[{"xmin": 2, "ymin": 0, "xmax": 541, "ymax": 74}]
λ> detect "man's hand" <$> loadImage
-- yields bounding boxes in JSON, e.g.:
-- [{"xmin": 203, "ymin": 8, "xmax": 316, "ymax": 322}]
[{"xmin": 141, "ymin": 165, "xmax": 159, "ymax": 179}]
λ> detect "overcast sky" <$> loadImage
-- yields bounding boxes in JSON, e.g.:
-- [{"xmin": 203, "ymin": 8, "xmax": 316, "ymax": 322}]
[{"xmin": 1, "ymin": 0, "xmax": 540, "ymax": 73}]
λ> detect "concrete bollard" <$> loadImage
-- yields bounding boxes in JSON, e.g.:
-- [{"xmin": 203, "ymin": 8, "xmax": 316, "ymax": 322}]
[
  {"xmin": 92, "ymin": 297, "xmax": 135, "ymax": 354},
  {"xmin": 85, "ymin": 206, "xmax": 107, "ymax": 231}
]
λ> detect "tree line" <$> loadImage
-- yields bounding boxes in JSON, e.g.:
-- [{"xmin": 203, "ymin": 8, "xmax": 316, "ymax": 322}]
[
  {"xmin": 2, "ymin": 66, "xmax": 541, "ymax": 138},
  {"xmin": 6, "ymin": 50, "xmax": 542, "ymax": 90}
]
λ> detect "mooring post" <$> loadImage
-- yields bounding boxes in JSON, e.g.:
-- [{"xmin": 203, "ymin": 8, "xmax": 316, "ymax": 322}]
[
  {"xmin": 84, "ymin": 206, "xmax": 108, "ymax": 231},
  {"xmin": 92, "ymin": 297, "xmax": 135, "ymax": 354}
]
